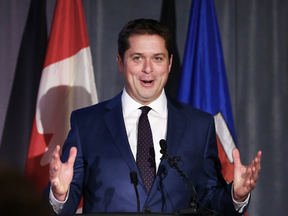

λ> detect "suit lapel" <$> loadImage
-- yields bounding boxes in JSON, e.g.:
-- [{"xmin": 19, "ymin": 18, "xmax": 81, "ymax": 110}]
[
  {"xmin": 165, "ymin": 99, "xmax": 187, "ymax": 157},
  {"xmin": 103, "ymin": 94, "xmax": 138, "ymax": 171},
  {"xmin": 150, "ymin": 98, "xmax": 187, "ymax": 196},
  {"xmin": 103, "ymin": 93, "xmax": 145, "ymax": 189}
]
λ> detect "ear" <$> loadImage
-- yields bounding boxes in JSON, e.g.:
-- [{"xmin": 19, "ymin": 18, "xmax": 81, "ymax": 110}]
[
  {"xmin": 117, "ymin": 55, "xmax": 124, "ymax": 74},
  {"xmin": 168, "ymin": 54, "xmax": 173, "ymax": 73}
]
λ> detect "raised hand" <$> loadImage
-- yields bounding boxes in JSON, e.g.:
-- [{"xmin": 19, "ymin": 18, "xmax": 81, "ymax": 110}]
[
  {"xmin": 49, "ymin": 145, "xmax": 77, "ymax": 201},
  {"xmin": 232, "ymin": 148, "xmax": 262, "ymax": 202}
]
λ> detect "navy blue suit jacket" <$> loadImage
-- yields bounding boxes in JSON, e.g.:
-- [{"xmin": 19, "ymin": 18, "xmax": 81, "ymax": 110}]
[{"xmin": 44, "ymin": 93, "xmax": 248, "ymax": 215}]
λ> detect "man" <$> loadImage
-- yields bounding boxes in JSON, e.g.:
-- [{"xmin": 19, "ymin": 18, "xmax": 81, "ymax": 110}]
[{"xmin": 45, "ymin": 19, "xmax": 261, "ymax": 215}]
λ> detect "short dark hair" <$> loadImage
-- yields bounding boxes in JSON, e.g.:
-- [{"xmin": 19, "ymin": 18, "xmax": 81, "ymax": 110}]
[{"xmin": 118, "ymin": 18, "xmax": 172, "ymax": 62}]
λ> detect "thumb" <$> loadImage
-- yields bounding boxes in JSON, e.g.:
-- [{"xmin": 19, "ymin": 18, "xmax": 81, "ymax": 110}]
[
  {"xmin": 67, "ymin": 147, "xmax": 77, "ymax": 166},
  {"xmin": 232, "ymin": 148, "xmax": 242, "ymax": 166}
]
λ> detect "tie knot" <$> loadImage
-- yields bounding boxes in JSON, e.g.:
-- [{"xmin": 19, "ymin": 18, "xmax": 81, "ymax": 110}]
[{"xmin": 140, "ymin": 106, "xmax": 151, "ymax": 116}]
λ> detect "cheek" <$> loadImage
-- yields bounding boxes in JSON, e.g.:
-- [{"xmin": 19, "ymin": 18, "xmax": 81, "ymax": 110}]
[
  {"xmin": 124, "ymin": 70, "xmax": 139, "ymax": 87},
  {"xmin": 157, "ymin": 67, "xmax": 170, "ymax": 78},
  {"xmin": 126, "ymin": 67, "xmax": 142, "ymax": 81},
  {"xmin": 129, "ymin": 64, "xmax": 142, "ymax": 75}
]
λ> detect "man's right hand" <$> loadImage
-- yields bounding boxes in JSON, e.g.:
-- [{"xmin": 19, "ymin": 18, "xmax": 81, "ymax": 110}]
[{"xmin": 50, "ymin": 145, "xmax": 77, "ymax": 201}]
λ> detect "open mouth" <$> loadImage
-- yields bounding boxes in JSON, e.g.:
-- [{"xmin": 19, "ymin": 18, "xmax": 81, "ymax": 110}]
[{"xmin": 142, "ymin": 80, "xmax": 153, "ymax": 84}]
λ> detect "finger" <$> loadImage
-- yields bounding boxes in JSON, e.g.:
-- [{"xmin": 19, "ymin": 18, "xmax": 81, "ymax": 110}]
[
  {"xmin": 50, "ymin": 146, "xmax": 62, "ymax": 180},
  {"xmin": 248, "ymin": 173, "xmax": 256, "ymax": 189},
  {"xmin": 251, "ymin": 171, "xmax": 259, "ymax": 183},
  {"xmin": 250, "ymin": 151, "xmax": 261, "ymax": 174},
  {"xmin": 50, "ymin": 164, "xmax": 60, "ymax": 180},
  {"xmin": 251, "ymin": 165, "xmax": 259, "ymax": 182},
  {"xmin": 254, "ymin": 151, "xmax": 262, "ymax": 169},
  {"xmin": 50, "ymin": 146, "xmax": 61, "ymax": 169},
  {"xmin": 51, "ymin": 178, "xmax": 59, "ymax": 187},
  {"xmin": 246, "ymin": 167, "xmax": 253, "ymax": 181},
  {"xmin": 243, "ymin": 161, "xmax": 258, "ymax": 185},
  {"xmin": 50, "ymin": 174, "xmax": 60, "ymax": 190},
  {"xmin": 232, "ymin": 148, "xmax": 242, "ymax": 167},
  {"xmin": 247, "ymin": 179, "xmax": 256, "ymax": 192},
  {"xmin": 67, "ymin": 147, "xmax": 77, "ymax": 167},
  {"xmin": 53, "ymin": 145, "xmax": 61, "ymax": 156},
  {"xmin": 50, "ymin": 158, "xmax": 58, "ymax": 174},
  {"xmin": 257, "ymin": 150, "xmax": 262, "ymax": 159},
  {"xmin": 254, "ymin": 160, "xmax": 261, "ymax": 171},
  {"xmin": 243, "ymin": 168, "xmax": 255, "ymax": 192},
  {"xmin": 51, "ymin": 145, "xmax": 61, "ymax": 163}
]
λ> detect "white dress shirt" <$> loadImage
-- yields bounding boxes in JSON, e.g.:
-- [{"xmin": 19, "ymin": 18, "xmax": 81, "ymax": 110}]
[{"xmin": 121, "ymin": 87, "xmax": 167, "ymax": 172}]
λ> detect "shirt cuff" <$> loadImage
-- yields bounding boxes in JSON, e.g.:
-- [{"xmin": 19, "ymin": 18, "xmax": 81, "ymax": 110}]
[
  {"xmin": 49, "ymin": 186, "xmax": 69, "ymax": 214},
  {"xmin": 231, "ymin": 183, "xmax": 250, "ymax": 213}
]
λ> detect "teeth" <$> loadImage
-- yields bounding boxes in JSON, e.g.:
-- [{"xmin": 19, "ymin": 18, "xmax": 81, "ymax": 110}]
[{"xmin": 143, "ymin": 81, "xmax": 152, "ymax": 84}]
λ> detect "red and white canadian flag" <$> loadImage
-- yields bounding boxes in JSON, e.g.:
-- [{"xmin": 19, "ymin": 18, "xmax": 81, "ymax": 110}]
[{"xmin": 25, "ymin": 0, "xmax": 98, "ymax": 204}]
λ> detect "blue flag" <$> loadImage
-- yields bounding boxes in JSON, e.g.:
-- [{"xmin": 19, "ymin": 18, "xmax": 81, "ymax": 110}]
[{"xmin": 177, "ymin": 0, "xmax": 237, "ymax": 183}]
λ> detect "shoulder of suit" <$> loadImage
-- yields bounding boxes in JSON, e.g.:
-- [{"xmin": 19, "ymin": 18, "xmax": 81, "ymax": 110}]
[
  {"xmin": 167, "ymin": 96, "xmax": 213, "ymax": 120},
  {"xmin": 72, "ymin": 92, "xmax": 122, "ymax": 116}
]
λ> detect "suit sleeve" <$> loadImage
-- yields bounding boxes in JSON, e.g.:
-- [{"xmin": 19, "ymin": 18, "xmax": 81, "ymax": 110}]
[{"xmin": 197, "ymin": 116, "xmax": 248, "ymax": 216}]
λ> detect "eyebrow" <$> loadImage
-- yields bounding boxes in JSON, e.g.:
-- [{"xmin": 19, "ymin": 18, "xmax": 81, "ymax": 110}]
[
  {"xmin": 154, "ymin": 53, "xmax": 166, "ymax": 56},
  {"xmin": 129, "ymin": 53, "xmax": 143, "ymax": 57},
  {"xmin": 129, "ymin": 53, "xmax": 166, "ymax": 57}
]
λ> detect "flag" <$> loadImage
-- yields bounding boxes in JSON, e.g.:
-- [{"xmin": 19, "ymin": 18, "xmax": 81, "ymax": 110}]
[
  {"xmin": 0, "ymin": 0, "xmax": 47, "ymax": 172},
  {"xmin": 177, "ymin": 0, "xmax": 237, "ymax": 189},
  {"xmin": 160, "ymin": 0, "xmax": 181, "ymax": 99},
  {"xmin": 25, "ymin": 0, "xmax": 98, "ymax": 201}
]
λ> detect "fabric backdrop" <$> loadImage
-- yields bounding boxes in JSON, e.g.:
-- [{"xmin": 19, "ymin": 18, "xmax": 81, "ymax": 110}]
[{"xmin": 0, "ymin": 1, "xmax": 287, "ymax": 215}]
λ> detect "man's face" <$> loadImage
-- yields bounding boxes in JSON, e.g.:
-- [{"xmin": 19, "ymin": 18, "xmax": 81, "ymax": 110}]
[{"xmin": 117, "ymin": 34, "xmax": 173, "ymax": 105}]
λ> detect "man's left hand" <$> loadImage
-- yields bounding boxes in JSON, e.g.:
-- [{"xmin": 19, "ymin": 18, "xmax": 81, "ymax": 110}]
[{"xmin": 232, "ymin": 148, "xmax": 262, "ymax": 202}]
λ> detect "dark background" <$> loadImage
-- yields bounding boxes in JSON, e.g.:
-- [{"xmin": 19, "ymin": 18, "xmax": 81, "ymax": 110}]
[{"xmin": 0, "ymin": 1, "xmax": 288, "ymax": 215}]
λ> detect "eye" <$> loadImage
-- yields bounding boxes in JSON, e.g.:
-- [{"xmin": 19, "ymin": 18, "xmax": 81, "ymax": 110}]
[
  {"xmin": 133, "ymin": 56, "xmax": 141, "ymax": 61},
  {"xmin": 154, "ymin": 56, "xmax": 163, "ymax": 61}
]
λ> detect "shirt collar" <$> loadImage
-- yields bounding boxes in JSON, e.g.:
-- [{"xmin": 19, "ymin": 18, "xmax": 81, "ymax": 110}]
[{"xmin": 121, "ymin": 87, "xmax": 167, "ymax": 118}]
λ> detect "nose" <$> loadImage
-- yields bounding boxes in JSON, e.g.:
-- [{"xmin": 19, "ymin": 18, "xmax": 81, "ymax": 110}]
[{"xmin": 142, "ymin": 59, "xmax": 153, "ymax": 73}]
